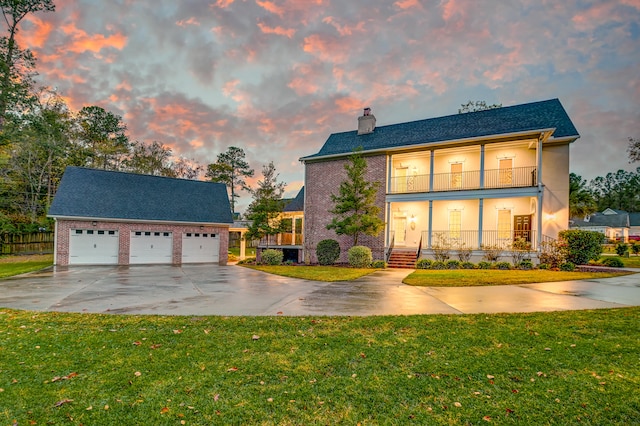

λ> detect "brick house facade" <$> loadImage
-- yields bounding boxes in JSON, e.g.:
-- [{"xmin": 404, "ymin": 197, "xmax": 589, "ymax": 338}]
[{"xmin": 304, "ymin": 155, "xmax": 387, "ymax": 263}]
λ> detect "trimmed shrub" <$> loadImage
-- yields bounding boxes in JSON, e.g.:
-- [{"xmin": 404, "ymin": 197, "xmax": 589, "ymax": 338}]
[
  {"xmin": 539, "ymin": 240, "xmax": 567, "ymax": 269},
  {"xmin": 431, "ymin": 261, "xmax": 446, "ymax": 270},
  {"xmin": 461, "ymin": 261, "xmax": 475, "ymax": 269},
  {"xmin": 538, "ymin": 263, "xmax": 550, "ymax": 270},
  {"xmin": 261, "ymin": 249, "xmax": 283, "ymax": 265},
  {"xmin": 372, "ymin": 260, "xmax": 386, "ymax": 269},
  {"xmin": 316, "ymin": 239, "xmax": 340, "ymax": 265},
  {"xmin": 601, "ymin": 257, "xmax": 624, "ymax": 268},
  {"xmin": 631, "ymin": 242, "xmax": 640, "ymax": 255},
  {"xmin": 477, "ymin": 261, "xmax": 492, "ymax": 269},
  {"xmin": 237, "ymin": 257, "xmax": 256, "ymax": 265},
  {"xmin": 446, "ymin": 260, "xmax": 461, "ymax": 269},
  {"xmin": 495, "ymin": 261, "xmax": 511, "ymax": 270},
  {"xmin": 348, "ymin": 246, "xmax": 372, "ymax": 268},
  {"xmin": 518, "ymin": 259, "xmax": 533, "ymax": 270},
  {"xmin": 558, "ymin": 230, "xmax": 604, "ymax": 265},
  {"xmin": 560, "ymin": 262, "xmax": 575, "ymax": 271},
  {"xmin": 416, "ymin": 258, "xmax": 433, "ymax": 269},
  {"xmin": 481, "ymin": 244, "xmax": 503, "ymax": 262},
  {"xmin": 615, "ymin": 242, "xmax": 629, "ymax": 257}
]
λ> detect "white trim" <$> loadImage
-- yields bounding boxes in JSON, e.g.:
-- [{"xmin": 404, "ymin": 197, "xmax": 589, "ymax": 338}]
[{"xmin": 48, "ymin": 215, "xmax": 231, "ymax": 227}]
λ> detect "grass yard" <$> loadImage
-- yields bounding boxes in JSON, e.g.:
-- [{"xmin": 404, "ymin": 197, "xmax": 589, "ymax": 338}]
[
  {"xmin": 0, "ymin": 308, "xmax": 638, "ymax": 424},
  {"xmin": 403, "ymin": 269, "xmax": 633, "ymax": 287},
  {"xmin": 245, "ymin": 264, "xmax": 377, "ymax": 281},
  {"xmin": 0, "ymin": 254, "xmax": 53, "ymax": 279}
]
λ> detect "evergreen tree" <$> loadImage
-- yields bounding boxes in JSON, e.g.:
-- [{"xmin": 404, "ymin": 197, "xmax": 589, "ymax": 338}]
[
  {"xmin": 569, "ymin": 173, "xmax": 597, "ymax": 218},
  {"xmin": 244, "ymin": 161, "xmax": 285, "ymax": 247},
  {"xmin": 206, "ymin": 146, "xmax": 254, "ymax": 214},
  {"xmin": 327, "ymin": 149, "xmax": 384, "ymax": 246}
]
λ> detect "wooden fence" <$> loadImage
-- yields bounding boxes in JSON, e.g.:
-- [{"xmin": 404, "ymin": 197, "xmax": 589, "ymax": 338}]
[{"xmin": 1, "ymin": 232, "xmax": 55, "ymax": 255}]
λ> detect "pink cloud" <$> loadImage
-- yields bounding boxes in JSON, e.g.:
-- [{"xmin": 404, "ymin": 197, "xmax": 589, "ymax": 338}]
[
  {"xmin": 59, "ymin": 21, "xmax": 127, "ymax": 53},
  {"xmin": 212, "ymin": 0, "xmax": 236, "ymax": 8},
  {"xmin": 257, "ymin": 22, "xmax": 296, "ymax": 38},
  {"xmin": 176, "ymin": 17, "xmax": 200, "ymax": 27},
  {"xmin": 303, "ymin": 34, "xmax": 350, "ymax": 63},
  {"xmin": 322, "ymin": 16, "xmax": 366, "ymax": 36},
  {"xmin": 17, "ymin": 15, "xmax": 54, "ymax": 48},
  {"xmin": 256, "ymin": 0, "xmax": 285, "ymax": 18},
  {"xmin": 394, "ymin": 0, "xmax": 420, "ymax": 10}
]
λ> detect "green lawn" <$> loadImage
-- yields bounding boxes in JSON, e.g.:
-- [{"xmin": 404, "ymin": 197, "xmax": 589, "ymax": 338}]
[
  {"xmin": 245, "ymin": 264, "xmax": 377, "ymax": 281},
  {"xmin": 403, "ymin": 269, "xmax": 633, "ymax": 287},
  {"xmin": 0, "ymin": 254, "xmax": 53, "ymax": 278},
  {"xmin": 1, "ymin": 308, "xmax": 638, "ymax": 424}
]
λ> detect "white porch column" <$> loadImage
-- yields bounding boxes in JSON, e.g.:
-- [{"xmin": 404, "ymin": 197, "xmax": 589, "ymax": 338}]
[
  {"xmin": 536, "ymin": 137, "xmax": 544, "ymax": 248},
  {"xmin": 480, "ymin": 144, "xmax": 485, "ymax": 189},
  {"xmin": 239, "ymin": 230, "xmax": 246, "ymax": 259},
  {"xmin": 428, "ymin": 200, "xmax": 433, "ymax": 248},
  {"xmin": 478, "ymin": 199, "xmax": 484, "ymax": 249}
]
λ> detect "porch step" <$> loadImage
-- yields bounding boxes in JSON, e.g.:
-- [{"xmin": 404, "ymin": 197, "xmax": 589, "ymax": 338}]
[{"xmin": 387, "ymin": 250, "xmax": 418, "ymax": 269}]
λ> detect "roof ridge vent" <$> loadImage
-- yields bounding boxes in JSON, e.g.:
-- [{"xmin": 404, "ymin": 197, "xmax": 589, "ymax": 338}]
[{"xmin": 357, "ymin": 107, "xmax": 376, "ymax": 135}]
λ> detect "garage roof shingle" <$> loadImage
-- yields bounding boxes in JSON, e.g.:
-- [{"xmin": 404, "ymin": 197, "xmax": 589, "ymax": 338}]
[{"xmin": 49, "ymin": 167, "xmax": 233, "ymax": 224}]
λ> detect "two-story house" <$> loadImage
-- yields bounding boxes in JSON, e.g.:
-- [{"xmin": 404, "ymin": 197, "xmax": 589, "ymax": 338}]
[{"xmin": 300, "ymin": 99, "xmax": 580, "ymax": 264}]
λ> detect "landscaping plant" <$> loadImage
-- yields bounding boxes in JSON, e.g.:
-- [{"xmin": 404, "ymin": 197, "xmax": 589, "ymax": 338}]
[
  {"xmin": 316, "ymin": 239, "xmax": 341, "ymax": 265},
  {"xmin": 347, "ymin": 245, "xmax": 372, "ymax": 268},
  {"xmin": 558, "ymin": 230, "xmax": 603, "ymax": 265},
  {"xmin": 260, "ymin": 249, "xmax": 283, "ymax": 265}
]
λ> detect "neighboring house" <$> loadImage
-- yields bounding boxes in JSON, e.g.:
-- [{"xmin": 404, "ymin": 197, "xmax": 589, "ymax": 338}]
[
  {"xmin": 570, "ymin": 208, "xmax": 631, "ymax": 242},
  {"xmin": 300, "ymin": 99, "xmax": 580, "ymax": 264},
  {"xmin": 630, "ymin": 213, "xmax": 640, "ymax": 240},
  {"xmin": 256, "ymin": 187, "xmax": 305, "ymax": 262},
  {"xmin": 48, "ymin": 167, "xmax": 233, "ymax": 266}
]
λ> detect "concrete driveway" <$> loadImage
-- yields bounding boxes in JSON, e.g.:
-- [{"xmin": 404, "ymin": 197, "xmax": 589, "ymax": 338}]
[{"xmin": 1, "ymin": 264, "xmax": 639, "ymax": 316}]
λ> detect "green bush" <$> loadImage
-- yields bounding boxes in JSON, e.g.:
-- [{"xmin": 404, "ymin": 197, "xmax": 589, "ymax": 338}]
[
  {"xmin": 560, "ymin": 262, "xmax": 575, "ymax": 271},
  {"xmin": 539, "ymin": 240, "xmax": 567, "ymax": 269},
  {"xmin": 631, "ymin": 242, "xmax": 640, "ymax": 255},
  {"xmin": 538, "ymin": 263, "xmax": 550, "ymax": 270},
  {"xmin": 261, "ymin": 249, "xmax": 283, "ymax": 265},
  {"xmin": 477, "ymin": 261, "xmax": 492, "ymax": 269},
  {"xmin": 372, "ymin": 260, "xmax": 386, "ymax": 269},
  {"xmin": 316, "ymin": 239, "xmax": 341, "ymax": 265},
  {"xmin": 558, "ymin": 230, "xmax": 604, "ymax": 265},
  {"xmin": 461, "ymin": 261, "xmax": 475, "ymax": 269},
  {"xmin": 495, "ymin": 261, "xmax": 511, "ymax": 270},
  {"xmin": 431, "ymin": 260, "xmax": 446, "ymax": 270},
  {"xmin": 347, "ymin": 246, "xmax": 372, "ymax": 268},
  {"xmin": 445, "ymin": 260, "xmax": 461, "ymax": 269},
  {"xmin": 615, "ymin": 242, "xmax": 628, "ymax": 257},
  {"xmin": 518, "ymin": 259, "xmax": 533, "ymax": 270},
  {"xmin": 415, "ymin": 258, "xmax": 432, "ymax": 269},
  {"xmin": 601, "ymin": 257, "xmax": 624, "ymax": 268},
  {"xmin": 237, "ymin": 257, "xmax": 256, "ymax": 265}
]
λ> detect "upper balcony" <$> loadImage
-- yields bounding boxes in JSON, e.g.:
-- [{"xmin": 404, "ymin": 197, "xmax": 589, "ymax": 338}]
[{"xmin": 389, "ymin": 166, "xmax": 537, "ymax": 194}]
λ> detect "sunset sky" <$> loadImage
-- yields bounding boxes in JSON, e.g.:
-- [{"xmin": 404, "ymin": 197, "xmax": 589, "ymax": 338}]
[{"xmin": 17, "ymin": 0, "xmax": 640, "ymax": 212}]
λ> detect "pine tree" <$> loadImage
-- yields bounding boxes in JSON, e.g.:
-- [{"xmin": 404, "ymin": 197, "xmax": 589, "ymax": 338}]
[
  {"xmin": 327, "ymin": 149, "xmax": 384, "ymax": 246},
  {"xmin": 205, "ymin": 146, "xmax": 254, "ymax": 215},
  {"xmin": 244, "ymin": 162, "xmax": 285, "ymax": 247}
]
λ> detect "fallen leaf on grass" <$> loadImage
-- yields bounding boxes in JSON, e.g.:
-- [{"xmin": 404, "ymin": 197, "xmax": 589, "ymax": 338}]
[
  {"xmin": 51, "ymin": 372, "xmax": 78, "ymax": 382},
  {"xmin": 486, "ymin": 375, "xmax": 494, "ymax": 379},
  {"xmin": 134, "ymin": 371, "xmax": 142, "ymax": 377},
  {"xmin": 454, "ymin": 402, "xmax": 462, "ymax": 407},
  {"xmin": 227, "ymin": 367, "xmax": 238, "ymax": 372},
  {"xmin": 173, "ymin": 329, "xmax": 182, "ymax": 334},
  {"xmin": 150, "ymin": 344, "xmax": 162, "ymax": 349},
  {"xmin": 252, "ymin": 335, "xmax": 260, "ymax": 340},
  {"xmin": 214, "ymin": 394, "xmax": 219, "ymax": 401},
  {"xmin": 54, "ymin": 399, "xmax": 73, "ymax": 407},
  {"xmin": 483, "ymin": 415, "xmax": 491, "ymax": 421},
  {"xmin": 160, "ymin": 406, "xmax": 170, "ymax": 414},
  {"xmin": 133, "ymin": 341, "xmax": 141, "ymax": 346}
]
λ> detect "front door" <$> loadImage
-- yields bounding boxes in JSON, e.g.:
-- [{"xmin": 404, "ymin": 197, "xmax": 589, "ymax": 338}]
[
  {"xmin": 393, "ymin": 214, "xmax": 407, "ymax": 245},
  {"xmin": 514, "ymin": 215, "xmax": 532, "ymax": 242}
]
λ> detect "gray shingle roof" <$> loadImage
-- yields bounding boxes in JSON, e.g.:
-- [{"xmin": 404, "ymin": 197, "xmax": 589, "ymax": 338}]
[
  {"xmin": 283, "ymin": 187, "xmax": 304, "ymax": 212},
  {"xmin": 48, "ymin": 167, "xmax": 233, "ymax": 224},
  {"xmin": 571, "ymin": 211, "xmax": 630, "ymax": 228},
  {"xmin": 301, "ymin": 98, "xmax": 579, "ymax": 161}
]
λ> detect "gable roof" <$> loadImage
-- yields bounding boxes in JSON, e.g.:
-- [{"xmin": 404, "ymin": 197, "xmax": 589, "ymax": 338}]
[
  {"xmin": 283, "ymin": 187, "xmax": 304, "ymax": 212},
  {"xmin": 301, "ymin": 98, "xmax": 579, "ymax": 161},
  {"xmin": 571, "ymin": 211, "xmax": 630, "ymax": 228},
  {"xmin": 48, "ymin": 167, "xmax": 233, "ymax": 224},
  {"xmin": 630, "ymin": 213, "xmax": 640, "ymax": 227}
]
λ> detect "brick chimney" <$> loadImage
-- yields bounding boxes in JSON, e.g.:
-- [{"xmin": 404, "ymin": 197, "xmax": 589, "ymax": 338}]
[{"xmin": 357, "ymin": 107, "xmax": 376, "ymax": 135}]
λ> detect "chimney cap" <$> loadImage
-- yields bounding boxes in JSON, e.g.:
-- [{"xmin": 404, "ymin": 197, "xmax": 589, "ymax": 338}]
[{"xmin": 363, "ymin": 107, "xmax": 371, "ymax": 116}]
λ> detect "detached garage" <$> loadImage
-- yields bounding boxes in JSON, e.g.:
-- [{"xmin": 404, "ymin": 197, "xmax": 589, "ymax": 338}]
[{"xmin": 48, "ymin": 167, "xmax": 233, "ymax": 266}]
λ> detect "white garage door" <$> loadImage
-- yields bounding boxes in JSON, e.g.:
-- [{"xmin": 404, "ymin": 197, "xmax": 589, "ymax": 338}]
[
  {"xmin": 182, "ymin": 232, "xmax": 220, "ymax": 263},
  {"xmin": 69, "ymin": 229, "xmax": 119, "ymax": 265},
  {"xmin": 130, "ymin": 231, "xmax": 173, "ymax": 264}
]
